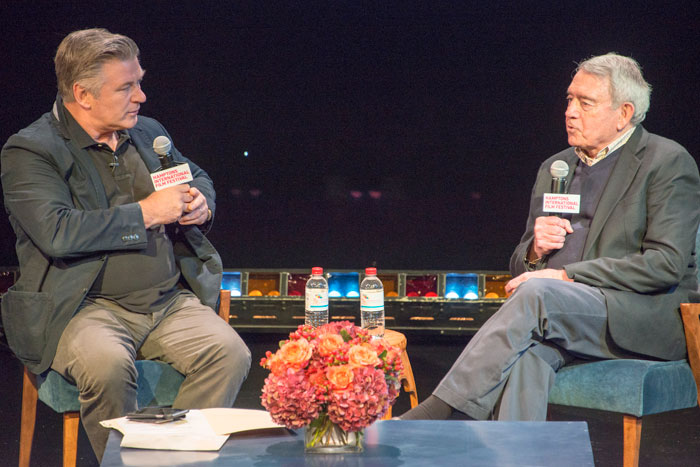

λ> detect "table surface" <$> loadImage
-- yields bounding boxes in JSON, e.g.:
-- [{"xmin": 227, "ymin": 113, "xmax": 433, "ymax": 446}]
[{"xmin": 101, "ymin": 420, "xmax": 595, "ymax": 467}]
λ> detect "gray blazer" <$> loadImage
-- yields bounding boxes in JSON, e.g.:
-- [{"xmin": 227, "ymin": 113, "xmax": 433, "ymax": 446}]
[
  {"xmin": 1, "ymin": 100, "xmax": 223, "ymax": 374},
  {"xmin": 510, "ymin": 126, "xmax": 700, "ymax": 361}
]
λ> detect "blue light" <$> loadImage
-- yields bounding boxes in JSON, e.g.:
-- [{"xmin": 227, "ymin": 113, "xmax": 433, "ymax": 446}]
[
  {"xmin": 445, "ymin": 273, "xmax": 479, "ymax": 300},
  {"xmin": 327, "ymin": 272, "xmax": 360, "ymax": 298},
  {"xmin": 221, "ymin": 271, "xmax": 242, "ymax": 296},
  {"xmin": 243, "ymin": 151, "xmax": 249, "ymax": 157}
]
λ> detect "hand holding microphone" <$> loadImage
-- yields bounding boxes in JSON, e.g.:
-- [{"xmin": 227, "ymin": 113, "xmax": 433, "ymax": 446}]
[
  {"xmin": 139, "ymin": 185, "xmax": 193, "ymax": 228},
  {"xmin": 531, "ymin": 160, "xmax": 575, "ymax": 258},
  {"xmin": 532, "ymin": 216, "xmax": 573, "ymax": 258},
  {"xmin": 138, "ymin": 136, "xmax": 202, "ymax": 228},
  {"xmin": 178, "ymin": 186, "xmax": 210, "ymax": 225}
]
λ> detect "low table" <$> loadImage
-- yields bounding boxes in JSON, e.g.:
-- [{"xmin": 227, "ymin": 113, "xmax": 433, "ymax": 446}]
[{"xmin": 101, "ymin": 420, "xmax": 594, "ymax": 466}]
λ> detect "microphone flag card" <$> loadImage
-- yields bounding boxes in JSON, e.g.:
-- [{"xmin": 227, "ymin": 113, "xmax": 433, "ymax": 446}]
[
  {"xmin": 150, "ymin": 163, "xmax": 193, "ymax": 191},
  {"xmin": 543, "ymin": 193, "xmax": 580, "ymax": 214}
]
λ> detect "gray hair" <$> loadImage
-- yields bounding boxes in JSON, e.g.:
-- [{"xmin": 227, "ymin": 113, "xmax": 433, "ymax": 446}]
[
  {"xmin": 55, "ymin": 28, "xmax": 140, "ymax": 102},
  {"xmin": 576, "ymin": 53, "xmax": 651, "ymax": 125}
]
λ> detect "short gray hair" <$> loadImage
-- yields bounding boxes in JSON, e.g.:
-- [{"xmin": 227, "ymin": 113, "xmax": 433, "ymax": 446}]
[
  {"xmin": 55, "ymin": 28, "xmax": 140, "ymax": 102},
  {"xmin": 576, "ymin": 53, "xmax": 651, "ymax": 125}
]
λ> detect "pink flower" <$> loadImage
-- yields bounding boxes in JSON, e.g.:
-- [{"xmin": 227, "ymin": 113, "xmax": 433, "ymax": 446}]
[
  {"xmin": 327, "ymin": 366, "xmax": 391, "ymax": 432},
  {"xmin": 260, "ymin": 368, "xmax": 321, "ymax": 428}
]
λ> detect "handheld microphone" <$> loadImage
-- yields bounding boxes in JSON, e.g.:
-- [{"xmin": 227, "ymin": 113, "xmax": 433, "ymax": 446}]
[
  {"xmin": 549, "ymin": 160, "xmax": 569, "ymax": 194},
  {"xmin": 150, "ymin": 136, "xmax": 193, "ymax": 191},
  {"xmin": 153, "ymin": 135, "xmax": 176, "ymax": 170}
]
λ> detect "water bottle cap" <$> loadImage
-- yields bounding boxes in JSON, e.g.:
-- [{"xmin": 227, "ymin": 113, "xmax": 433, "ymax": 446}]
[
  {"xmin": 311, "ymin": 267, "xmax": 323, "ymax": 275},
  {"xmin": 365, "ymin": 267, "xmax": 377, "ymax": 275}
]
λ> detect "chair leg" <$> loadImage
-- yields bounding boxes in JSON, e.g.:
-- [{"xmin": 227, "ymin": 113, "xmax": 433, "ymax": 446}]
[
  {"xmin": 63, "ymin": 412, "xmax": 80, "ymax": 467},
  {"xmin": 623, "ymin": 415, "xmax": 642, "ymax": 467},
  {"xmin": 20, "ymin": 367, "xmax": 38, "ymax": 467},
  {"xmin": 400, "ymin": 350, "xmax": 419, "ymax": 409}
]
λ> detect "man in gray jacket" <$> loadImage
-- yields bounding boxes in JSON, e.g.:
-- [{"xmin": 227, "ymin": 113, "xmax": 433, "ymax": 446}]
[
  {"xmin": 401, "ymin": 53, "xmax": 700, "ymax": 421},
  {"xmin": 1, "ymin": 28, "xmax": 251, "ymax": 459}
]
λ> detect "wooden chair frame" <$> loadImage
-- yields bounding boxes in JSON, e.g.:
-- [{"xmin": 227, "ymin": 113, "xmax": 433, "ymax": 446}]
[{"xmin": 619, "ymin": 303, "xmax": 700, "ymax": 467}]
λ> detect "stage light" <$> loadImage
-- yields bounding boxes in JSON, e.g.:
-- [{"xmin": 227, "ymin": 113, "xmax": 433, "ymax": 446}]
[
  {"xmin": 287, "ymin": 273, "xmax": 310, "ymax": 296},
  {"xmin": 328, "ymin": 271, "xmax": 360, "ymax": 298},
  {"xmin": 248, "ymin": 273, "xmax": 280, "ymax": 297},
  {"xmin": 329, "ymin": 290, "xmax": 342, "ymax": 298},
  {"xmin": 445, "ymin": 273, "xmax": 479, "ymax": 300},
  {"xmin": 221, "ymin": 271, "xmax": 242, "ymax": 297},
  {"xmin": 445, "ymin": 291, "xmax": 460, "ymax": 299},
  {"xmin": 406, "ymin": 274, "xmax": 438, "ymax": 297}
]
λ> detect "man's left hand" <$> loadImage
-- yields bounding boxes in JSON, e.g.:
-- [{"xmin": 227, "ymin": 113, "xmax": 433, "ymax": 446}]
[
  {"xmin": 178, "ymin": 187, "xmax": 210, "ymax": 225},
  {"xmin": 505, "ymin": 268, "xmax": 573, "ymax": 295}
]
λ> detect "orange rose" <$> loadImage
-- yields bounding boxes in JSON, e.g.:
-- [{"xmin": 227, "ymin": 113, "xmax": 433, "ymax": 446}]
[
  {"xmin": 277, "ymin": 339, "xmax": 313, "ymax": 369},
  {"xmin": 348, "ymin": 344, "xmax": 380, "ymax": 367},
  {"xmin": 318, "ymin": 333, "xmax": 345, "ymax": 356},
  {"xmin": 326, "ymin": 365, "xmax": 354, "ymax": 389}
]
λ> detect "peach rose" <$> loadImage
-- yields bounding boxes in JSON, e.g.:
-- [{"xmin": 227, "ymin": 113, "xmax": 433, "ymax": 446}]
[
  {"xmin": 277, "ymin": 339, "xmax": 313, "ymax": 369},
  {"xmin": 318, "ymin": 333, "xmax": 345, "ymax": 356},
  {"xmin": 348, "ymin": 344, "xmax": 380, "ymax": 367},
  {"xmin": 326, "ymin": 365, "xmax": 354, "ymax": 390}
]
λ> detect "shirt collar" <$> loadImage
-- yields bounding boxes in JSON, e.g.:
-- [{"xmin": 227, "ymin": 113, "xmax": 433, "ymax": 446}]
[
  {"xmin": 574, "ymin": 126, "xmax": 636, "ymax": 166},
  {"xmin": 52, "ymin": 96, "xmax": 131, "ymax": 150}
]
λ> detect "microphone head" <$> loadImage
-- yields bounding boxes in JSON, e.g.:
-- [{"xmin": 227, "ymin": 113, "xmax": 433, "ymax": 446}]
[
  {"xmin": 153, "ymin": 136, "xmax": 172, "ymax": 156},
  {"xmin": 550, "ymin": 160, "xmax": 569, "ymax": 178}
]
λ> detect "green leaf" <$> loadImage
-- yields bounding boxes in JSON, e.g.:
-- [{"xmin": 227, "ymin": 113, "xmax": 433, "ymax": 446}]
[{"xmin": 340, "ymin": 329, "xmax": 352, "ymax": 342}]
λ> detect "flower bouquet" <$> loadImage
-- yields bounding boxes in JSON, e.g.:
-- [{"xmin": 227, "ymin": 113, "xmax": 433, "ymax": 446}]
[{"xmin": 260, "ymin": 321, "xmax": 403, "ymax": 453}]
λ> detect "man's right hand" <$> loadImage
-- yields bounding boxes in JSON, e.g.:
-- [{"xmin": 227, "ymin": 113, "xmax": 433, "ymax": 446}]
[
  {"xmin": 530, "ymin": 216, "xmax": 573, "ymax": 259},
  {"xmin": 138, "ymin": 185, "xmax": 194, "ymax": 228}
]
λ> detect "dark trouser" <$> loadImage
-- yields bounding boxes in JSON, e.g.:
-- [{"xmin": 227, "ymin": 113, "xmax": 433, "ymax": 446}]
[{"xmin": 434, "ymin": 278, "xmax": 633, "ymax": 420}]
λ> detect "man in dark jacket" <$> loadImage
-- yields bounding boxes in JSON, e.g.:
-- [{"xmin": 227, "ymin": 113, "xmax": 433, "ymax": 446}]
[
  {"xmin": 1, "ymin": 28, "xmax": 251, "ymax": 459},
  {"xmin": 400, "ymin": 53, "xmax": 700, "ymax": 421}
]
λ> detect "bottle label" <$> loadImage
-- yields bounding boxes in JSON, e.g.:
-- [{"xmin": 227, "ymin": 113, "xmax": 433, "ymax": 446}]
[
  {"xmin": 360, "ymin": 289, "xmax": 384, "ymax": 310},
  {"xmin": 305, "ymin": 289, "xmax": 329, "ymax": 311}
]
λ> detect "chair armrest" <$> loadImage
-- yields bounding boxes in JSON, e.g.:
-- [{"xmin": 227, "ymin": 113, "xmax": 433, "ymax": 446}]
[
  {"xmin": 680, "ymin": 303, "xmax": 700, "ymax": 404},
  {"xmin": 218, "ymin": 289, "xmax": 231, "ymax": 323}
]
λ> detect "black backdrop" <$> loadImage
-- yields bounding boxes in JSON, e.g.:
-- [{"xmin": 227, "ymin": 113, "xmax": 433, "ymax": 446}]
[{"xmin": 1, "ymin": 1, "xmax": 698, "ymax": 271}]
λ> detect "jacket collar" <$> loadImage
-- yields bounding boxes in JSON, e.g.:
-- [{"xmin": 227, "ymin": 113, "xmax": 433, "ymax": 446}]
[{"xmin": 582, "ymin": 125, "xmax": 647, "ymax": 257}]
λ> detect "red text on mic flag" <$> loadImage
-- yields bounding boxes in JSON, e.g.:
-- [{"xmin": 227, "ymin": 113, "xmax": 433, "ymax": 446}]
[{"xmin": 150, "ymin": 163, "xmax": 193, "ymax": 191}]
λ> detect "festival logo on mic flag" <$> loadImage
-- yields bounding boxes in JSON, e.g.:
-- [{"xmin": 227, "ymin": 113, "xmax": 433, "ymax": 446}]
[
  {"xmin": 150, "ymin": 163, "xmax": 193, "ymax": 191},
  {"xmin": 543, "ymin": 193, "xmax": 580, "ymax": 214}
]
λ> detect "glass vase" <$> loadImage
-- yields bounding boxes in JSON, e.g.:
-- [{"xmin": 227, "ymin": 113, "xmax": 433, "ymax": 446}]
[{"xmin": 304, "ymin": 413, "xmax": 363, "ymax": 453}]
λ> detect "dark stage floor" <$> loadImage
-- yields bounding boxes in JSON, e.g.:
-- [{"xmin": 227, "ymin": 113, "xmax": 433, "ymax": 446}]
[{"xmin": 2, "ymin": 331, "xmax": 700, "ymax": 466}]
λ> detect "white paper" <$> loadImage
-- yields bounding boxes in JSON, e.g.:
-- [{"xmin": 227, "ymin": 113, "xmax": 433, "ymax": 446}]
[{"xmin": 100, "ymin": 408, "xmax": 283, "ymax": 451}]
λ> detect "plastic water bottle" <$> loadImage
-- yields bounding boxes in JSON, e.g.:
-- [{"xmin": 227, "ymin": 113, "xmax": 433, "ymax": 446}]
[
  {"xmin": 305, "ymin": 267, "xmax": 329, "ymax": 327},
  {"xmin": 360, "ymin": 267, "xmax": 384, "ymax": 338}
]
